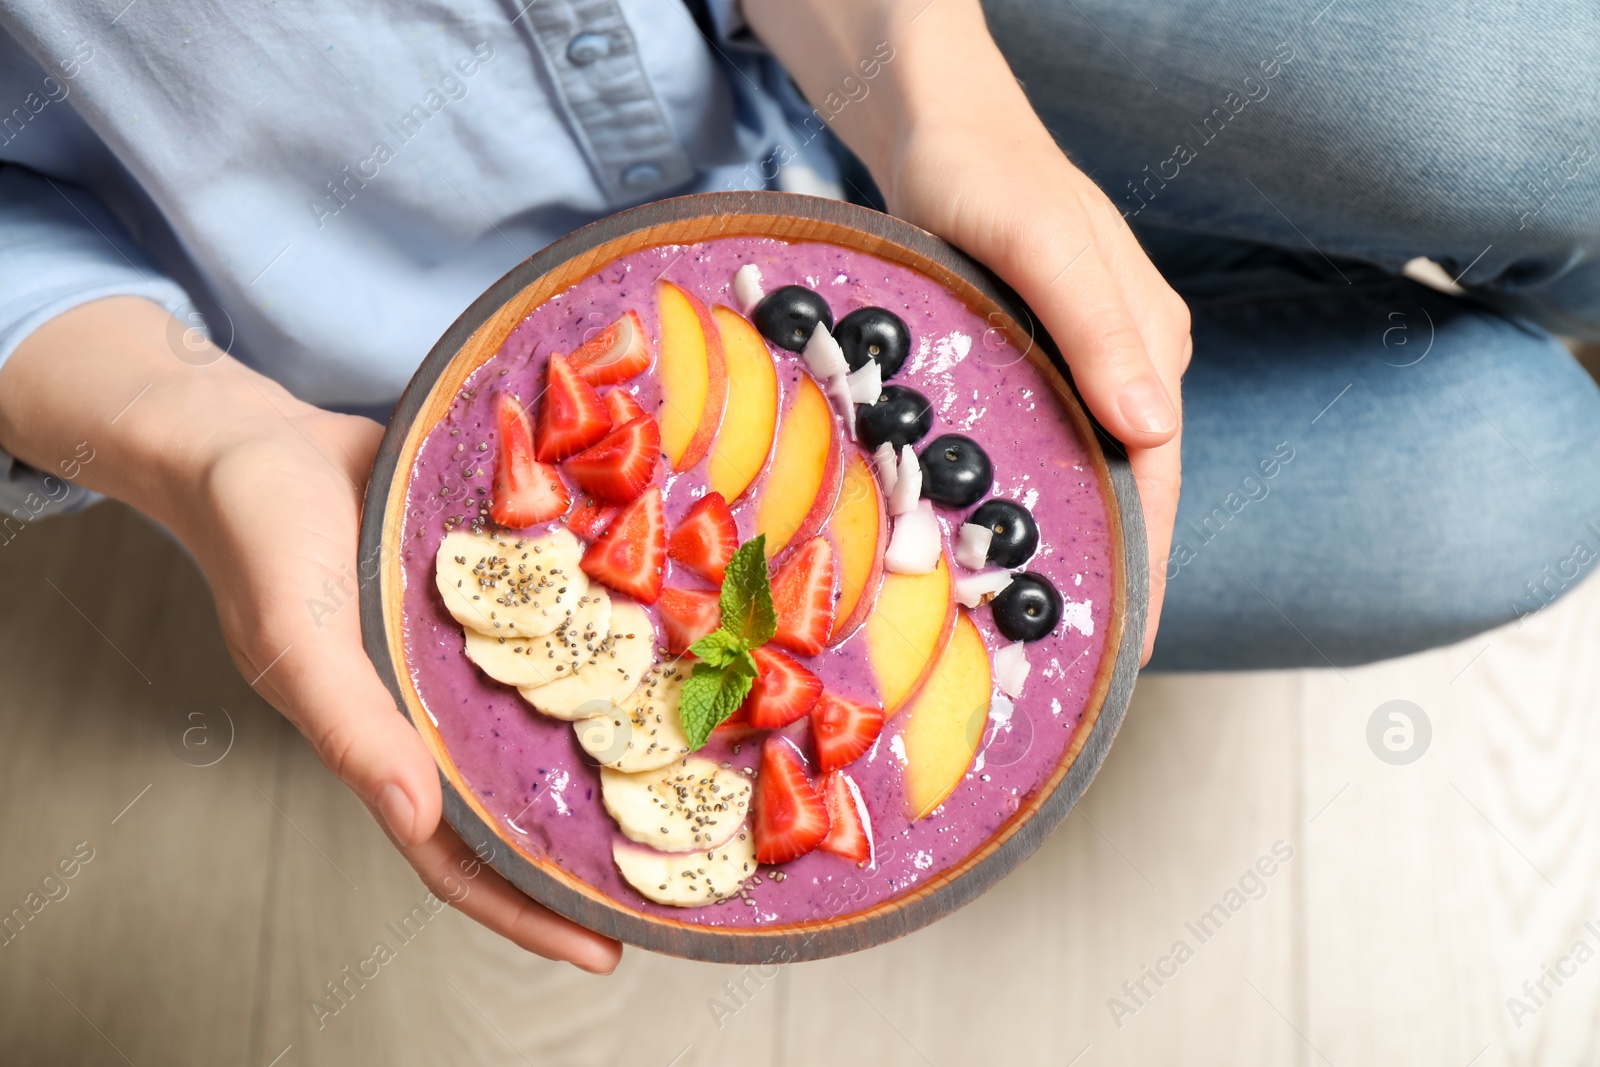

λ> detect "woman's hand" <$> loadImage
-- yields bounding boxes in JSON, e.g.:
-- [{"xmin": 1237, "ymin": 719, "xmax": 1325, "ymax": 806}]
[
  {"xmin": 889, "ymin": 109, "xmax": 1190, "ymax": 662},
  {"xmin": 747, "ymin": 0, "xmax": 1191, "ymax": 660},
  {"xmin": 191, "ymin": 398, "xmax": 621, "ymax": 972},
  {"xmin": 0, "ymin": 297, "xmax": 621, "ymax": 972}
]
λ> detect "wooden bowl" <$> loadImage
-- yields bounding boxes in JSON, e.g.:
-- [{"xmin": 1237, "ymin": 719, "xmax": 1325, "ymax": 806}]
[{"xmin": 359, "ymin": 191, "xmax": 1146, "ymax": 963}]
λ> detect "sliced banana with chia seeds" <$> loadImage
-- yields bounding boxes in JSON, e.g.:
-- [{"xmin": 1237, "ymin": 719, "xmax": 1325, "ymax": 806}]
[
  {"xmin": 463, "ymin": 589, "xmax": 612, "ymax": 688},
  {"xmin": 573, "ymin": 659, "xmax": 692, "ymax": 773},
  {"xmin": 517, "ymin": 601, "xmax": 653, "ymax": 720},
  {"xmin": 435, "ymin": 528, "xmax": 588, "ymax": 638},
  {"xmin": 613, "ymin": 828, "xmax": 756, "ymax": 907},
  {"xmin": 600, "ymin": 755, "xmax": 752, "ymax": 852}
]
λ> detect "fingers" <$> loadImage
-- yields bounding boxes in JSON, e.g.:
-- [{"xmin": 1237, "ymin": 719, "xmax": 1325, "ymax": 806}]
[
  {"xmin": 303, "ymin": 651, "xmax": 442, "ymax": 850},
  {"xmin": 1130, "ymin": 435, "xmax": 1182, "ymax": 665},
  {"xmin": 975, "ymin": 198, "xmax": 1190, "ymax": 662},
  {"xmin": 997, "ymin": 229, "xmax": 1181, "ymax": 450},
  {"xmin": 991, "ymin": 219, "xmax": 1188, "ymax": 661},
  {"xmin": 1058, "ymin": 270, "xmax": 1177, "ymax": 443},
  {"xmin": 1120, "ymin": 307, "xmax": 1187, "ymax": 665},
  {"xmin": 251, "ymin": 608, "xmax": 444, "ymax": 850},
  {"xmin": 405, "ymin": 823, "xmax": 623, "ymax": 974}
]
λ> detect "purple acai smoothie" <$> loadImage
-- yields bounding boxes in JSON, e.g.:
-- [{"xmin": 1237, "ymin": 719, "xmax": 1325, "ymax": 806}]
[{"xmin": 398, "ymin": 236, "xmax": 1116, "ymax": 927}]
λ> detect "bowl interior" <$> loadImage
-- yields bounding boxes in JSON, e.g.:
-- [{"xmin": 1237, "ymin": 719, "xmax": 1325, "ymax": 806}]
[{"xmin": 359, "ymin": 191, "xmax": 1146, "ymax": 963}]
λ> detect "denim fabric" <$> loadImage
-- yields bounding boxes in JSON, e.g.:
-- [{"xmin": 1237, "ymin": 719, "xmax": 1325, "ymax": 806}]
[
  {"xmin": 1147, "ymin": 238, "xmax": 1600, "ymax": 668},
  {"xmin": 984, "ymin": 0, "xmax": 1600, "ymax": 667},
  {"xmin": 984, "ymin": 0, "xmax": 1600, "ymax": 335}
]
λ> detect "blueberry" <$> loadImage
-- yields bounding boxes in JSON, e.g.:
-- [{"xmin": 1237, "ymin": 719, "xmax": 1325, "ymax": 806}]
[
  {"xmin": 917, "ymin": 434, "xmax": 992, "ymax": 508},
  {"xmin": 992, "ymin": 573, "xmax": 1062, "ymax": 642},
  {"xmin": 752, "ymin": 286, "xmax": 833, "ymax": 352},
  {"xmin": 835, "ymin": 307, "xmax": 911, "ymax": 379},
  {"xmin": 857, "ymin": 385, "xmax": 933, "ymax": 452},
  {"xmin": 970, "ymin": 499, "xmax": 1039, "ymax": 568}
]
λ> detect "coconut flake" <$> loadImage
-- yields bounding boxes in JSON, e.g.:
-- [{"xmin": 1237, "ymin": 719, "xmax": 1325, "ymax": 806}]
[
  {"xmin": 954, "ymin": 568, "xmax": 1013, "ymax": 608},
  {"xmin": 994, "ymin": 641, "xmax": 1030, "ymax": 698},
  {"xmin": 825, "ymin": 373, "xmax": 858, "ymax": 439},
  {"xmin": 888, "ymin": 444, "xmax": 922, "ymax": 516},
  {"xmin": 846, "ymin": 359, "xmax": 882, "ymax": 405},
  {"xmin": 733, "ymin": 264, "xmax": 764, "ymax": 313},
  {"xmin": 885, "ymin": 501, "xmax": 941, "ymax": 574},
  {"xmin": 873, "ymin": 442, "xmax": 899, "ymax": 496},
  {"xmin": 989, "ymin": 694, "xmax": 1014, "ymax": 730},
  {"xmin": 955, "ymin": 522, "xmax": 993, "ymax": 570},
  {"xmin": 802, "ymin": 322, "xmax": 850, "ymax": 380}
]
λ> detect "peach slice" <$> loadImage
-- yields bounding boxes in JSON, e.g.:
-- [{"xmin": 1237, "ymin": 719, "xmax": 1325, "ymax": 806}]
[
  {"xmin": 754, "ymin": 375, "xmax": 842, "ymax": 556},
  {"xmin": 656, "ymin": 281, "xmax": 729, "ymax": 471},
  {"xmin": 901, "ymin": 612, "xmax": 992, "ymax": 820},
  {"xmin": 866, "ymin": 552, "xmax": 957, "ymax": 717},
  {"xmin": 708, "ymin": 306, "xmax": 779, "ymax": 501},
  {"xmin": 825, "ymin": 450, "xmax": 888, "ymax": 644}
]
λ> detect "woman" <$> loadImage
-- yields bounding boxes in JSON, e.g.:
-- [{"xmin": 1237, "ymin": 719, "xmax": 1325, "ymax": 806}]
[{"xmin": 0, "ymin": 0, "xmax": 1594, "ymax": 972}]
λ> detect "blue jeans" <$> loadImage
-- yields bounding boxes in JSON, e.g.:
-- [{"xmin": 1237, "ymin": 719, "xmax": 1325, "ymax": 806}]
[{"xmin": 983, "ymin": 0, "xmax": 1600, "ymax": 669}]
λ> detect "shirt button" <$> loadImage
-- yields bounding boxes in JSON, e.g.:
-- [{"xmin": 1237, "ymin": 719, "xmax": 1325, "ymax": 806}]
[
  {"xmin": 620, "ymin": 163, "xmax": 663, "ymax": 190},
  {"xmin": 566, "ymin": 32, "xmax": 611, "ymax": 66}
]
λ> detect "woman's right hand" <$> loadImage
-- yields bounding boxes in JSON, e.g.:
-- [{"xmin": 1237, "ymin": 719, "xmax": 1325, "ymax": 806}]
[
  {"xmin": 0, "ymin": 296, "xmax": 622, "ymax": 972},
  {"xmin": 747, "ymin": 0, "xmax": 1191, "ymax": 662}
]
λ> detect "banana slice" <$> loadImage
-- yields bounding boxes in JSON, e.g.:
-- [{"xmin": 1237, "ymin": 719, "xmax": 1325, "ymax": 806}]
[
  {"xmin": 573, "ymin": 660, "xmax": 692, "ymax": 772},
  {"xmin": 517, "ymin": 601, "xmax": 653, "ymax": 720},
  {"xmin": 600, "ymin": 755, "xmax": 752, "ymax": 852},
  {"xmin": 435, "ymin": 528, "xmax": 588, "ymax": 638},
  {"xmin": 463, "ymin": 589, "xmax": 612, "ymax": 689},
  {"xmin": 613, "ymin": 828, "xmax": 756, "ymax": 907}
]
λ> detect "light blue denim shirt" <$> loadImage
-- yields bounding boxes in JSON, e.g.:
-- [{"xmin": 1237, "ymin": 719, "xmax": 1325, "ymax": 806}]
[{"xmin": 0, "ymin": 0, "xmax": 829, "ymax": 515}]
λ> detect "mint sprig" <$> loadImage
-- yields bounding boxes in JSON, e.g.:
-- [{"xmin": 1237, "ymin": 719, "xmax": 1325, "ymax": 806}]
[
  {"xmin": 678, "ymin": 653, "xmax": 759, "ymax": 749},
  {"xmin": 717, "ymin": 533, "xmax": 777, "ymax": 647},
  {"xmin": 679, "ymin": 535, "xmax": 774, "ymax": 749}
]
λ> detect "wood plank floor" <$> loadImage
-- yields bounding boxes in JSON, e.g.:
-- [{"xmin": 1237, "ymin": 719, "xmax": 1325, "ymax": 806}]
[{"xmin": 2, "ymin": 499, "xmax": 1597, "ymax": 1065}]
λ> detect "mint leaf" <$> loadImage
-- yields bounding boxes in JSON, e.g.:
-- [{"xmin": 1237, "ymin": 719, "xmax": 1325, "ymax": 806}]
[
  {"xmin": 690, "ymin": 628, "xmax": 744, "ymax": 669},
  {"xmin": 719, "ymin": 534, "xmax": 776, "ymax": 648},
  {"xmin": 677, "ymin": 536, "xmax": 775, "ymax": 751},
  {"xmin": 678, "ymin": 652, "xmax": 759, "ymax": 749}
]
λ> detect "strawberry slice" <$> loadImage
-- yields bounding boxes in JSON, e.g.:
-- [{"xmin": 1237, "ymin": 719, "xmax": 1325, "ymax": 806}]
[
  {"xmin": 810, "ymin": 691, "xmax": 885, "ymax": 773},
  {"xmin": 742, "ymin": 645, "xmax": 824, "ymax": 729},
  {"xmin": 668, "ymin": 492, "xmax": 738, "ymax": 583},
  {"xmin": 566, "ymin": 495, "xmax": 618, "ymax": 541},
  {"xmin": 658, "ymin": 587, "xmax": 721, "ymax": 654},
  {"xmin": 534, "ymin": 352, "xmax": 612, "ymax": 462},
  {"xmin": 570, "ymin": 309, "xmax": 652, "ymax": 386},
  {"xmin": 604, "ymin": 388, "xmax": 647, "ymax": 424},
  {"xmin": 713, "ymin": 702, "xmax": 752, "ymax": 735},
  {"xmin": 770, "ymin": 537, "xmax": 835, "ymax": 656},
  {"xmin": 564, "ymin": 415, "xmax": 660, "ymax": 503},
  {"xmin": 490, "ymin": 392, "xmax": 571, "ymax": 526},
  {"xmin": 753, "ymin": 737, "xmax": 831, "ymax": 865},
  {"xmin": 579, "ymin": 487, "xmax": 666, "ymax": 603},
  {"xmin": 818, "ymin": 772, "xmax": 872, "ymax": 863}
]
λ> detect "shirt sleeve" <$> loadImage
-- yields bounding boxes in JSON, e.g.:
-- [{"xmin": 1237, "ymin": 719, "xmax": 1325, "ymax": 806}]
[{"xmin": 0, "ymin": 165, "xmax": 191, "ymax": 522}]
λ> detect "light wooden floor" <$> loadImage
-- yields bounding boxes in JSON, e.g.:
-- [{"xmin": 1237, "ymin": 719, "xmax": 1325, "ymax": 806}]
[{"xmin": 4, "ymin": 499, "xmax": 1599, "ymax": 1066}]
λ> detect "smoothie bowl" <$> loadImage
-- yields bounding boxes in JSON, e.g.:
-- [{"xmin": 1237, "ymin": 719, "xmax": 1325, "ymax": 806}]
[{"xmin": 359, "ymin": 191, "xmax": 1145, "ymax": 963}]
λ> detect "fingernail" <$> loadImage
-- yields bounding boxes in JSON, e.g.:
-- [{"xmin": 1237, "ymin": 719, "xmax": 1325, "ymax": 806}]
[
  {"xmin": 377, "ymin": 783, "xmax": 416, "ymax": 846},
  {"xmin": 1118, "ymin": 377, "xmax": 1177, "ymax": 435}
]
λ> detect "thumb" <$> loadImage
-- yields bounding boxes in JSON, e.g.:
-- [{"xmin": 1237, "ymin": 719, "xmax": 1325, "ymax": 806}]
[
  {"xmin": 1009, "ymin": 238, "xmax": 1179, "ymax": 449},
  {"xmin": 251, "ymin": 618, "xmax": 443, "ymax": 849}
]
